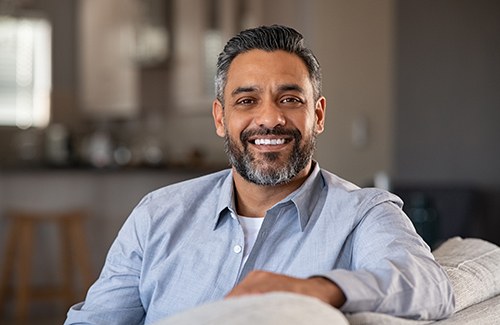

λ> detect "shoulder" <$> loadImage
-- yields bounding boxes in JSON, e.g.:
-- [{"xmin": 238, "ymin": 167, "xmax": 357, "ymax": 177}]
[
  {"xmin": 319, "ymin": 168, "xmax": 403, "ymax": 213},
  {"xmin": 140, "ymin": 169, "xmax": 231, "ymax": 207},
  {"xmin": 127, "ymin": 169, "xmax": 231, "ymax": 223},
  {"xmin": 317, "ymin": 168, "xmax": 411, "ymax": 239},
  {"xmin": 120, "ymin": 169, "xmax": 231, "ymax": 237}
]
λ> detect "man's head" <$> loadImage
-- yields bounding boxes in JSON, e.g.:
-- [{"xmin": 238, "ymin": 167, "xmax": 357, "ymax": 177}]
[{"xmin": 213, "ymin": 25, "xmax": 326, "ymax": 187}]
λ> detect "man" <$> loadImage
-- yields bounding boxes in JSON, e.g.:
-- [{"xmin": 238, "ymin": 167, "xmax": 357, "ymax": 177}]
[{"xmin": 65, "ymin": 25, "xmax": 454, "ymax": 324}]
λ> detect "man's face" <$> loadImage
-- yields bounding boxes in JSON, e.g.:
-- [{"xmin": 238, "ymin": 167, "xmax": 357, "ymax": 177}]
[{"xmin": 213, "ymin": 49, "xmax": 325, "ymax": 186}]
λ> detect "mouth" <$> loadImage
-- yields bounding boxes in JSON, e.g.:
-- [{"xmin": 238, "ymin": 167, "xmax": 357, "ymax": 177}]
[
  {"xmin": 251, "ymin": 138, "xmax": 288, "ymax": 146},
  {"xmin": 246, "ymin": 136, "xmax": 294, "ymax": 155},
  {"xmin": 241, "ymin": 128, "xmax": 301, "ymax": 151}
]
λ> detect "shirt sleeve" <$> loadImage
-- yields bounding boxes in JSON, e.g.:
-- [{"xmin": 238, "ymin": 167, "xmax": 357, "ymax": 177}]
[
  {"xmin": 64, "ymin": 200, "xmax": 149, "ymax": 325},
  {"xmin": 319, "ymin": 200, "xmax": 455, "ymax": 320}
]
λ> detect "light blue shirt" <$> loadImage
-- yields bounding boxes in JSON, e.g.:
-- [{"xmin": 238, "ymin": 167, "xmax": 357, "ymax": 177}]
[{"xmin": 65, "ymin": 163, "xmax": 454, "ymax": 324}]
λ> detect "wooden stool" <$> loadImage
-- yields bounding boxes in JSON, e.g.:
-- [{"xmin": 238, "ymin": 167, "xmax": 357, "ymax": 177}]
[{"xmin": 0, "ymin": 210, "xmax": 94, "ymax": 324}]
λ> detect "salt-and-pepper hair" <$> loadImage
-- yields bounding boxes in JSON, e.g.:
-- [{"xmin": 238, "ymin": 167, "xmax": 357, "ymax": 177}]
[{"xmin": 215, "ymin": 25, "xmax": 322, "ymax": 105}]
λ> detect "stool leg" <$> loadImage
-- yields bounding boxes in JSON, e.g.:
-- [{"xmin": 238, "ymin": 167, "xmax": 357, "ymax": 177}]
[
  {"xmin": 16, "ymin": 220, "xmax": 34, "ymax": 324},
  {"xmin": 59, "ymin": 218, "xmax": 75, "ymax": 309},
  {"xmin": 0, "ymin": 218, "xmax": 20, "ymax": 318},
  {"xmin": 68, "ymin": 216, "xmax": 94, "ymax": 298}
]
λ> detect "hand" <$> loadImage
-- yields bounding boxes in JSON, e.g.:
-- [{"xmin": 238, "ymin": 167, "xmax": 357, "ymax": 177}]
[{"xmin": 225, "ymin": 270, "xmax": 346, "ymax": 307}]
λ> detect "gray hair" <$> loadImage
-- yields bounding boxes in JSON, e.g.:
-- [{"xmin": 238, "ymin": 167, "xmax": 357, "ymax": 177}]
[{"xmin": 215, "ymin": 25, "xmax": 322, "ymax": 105}]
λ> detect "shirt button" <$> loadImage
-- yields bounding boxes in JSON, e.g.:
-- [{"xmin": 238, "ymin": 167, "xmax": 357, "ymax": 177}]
[{"xmin": 233, "ymin": 245, "xmax": 242, "ymax": 254}]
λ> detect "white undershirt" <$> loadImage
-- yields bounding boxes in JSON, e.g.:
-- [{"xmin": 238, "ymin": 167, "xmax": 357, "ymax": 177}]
[{"xmin": 237, "ymin": 215, "xmax": 264, "ymax": 267}]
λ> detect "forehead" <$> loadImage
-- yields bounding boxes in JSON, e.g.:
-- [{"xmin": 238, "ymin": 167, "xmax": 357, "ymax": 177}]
[{"xmin": 225, "ymin": 49, "xmax": 312, "ymax": 94}]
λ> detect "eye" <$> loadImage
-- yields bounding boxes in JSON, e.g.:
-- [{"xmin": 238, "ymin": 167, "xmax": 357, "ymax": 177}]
[
  {"xmin": 280, "ymin": 97, "xmax": 304, "ymax": 105},
  {"xmin": 235, "ymin": 98, "xmax": 256, "ymax": 106}
]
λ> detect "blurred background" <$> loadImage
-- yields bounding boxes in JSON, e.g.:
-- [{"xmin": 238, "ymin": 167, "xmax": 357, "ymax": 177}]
[{"xmin": 0, "ymin": 0, "xmax": 499, "ymax": 323}]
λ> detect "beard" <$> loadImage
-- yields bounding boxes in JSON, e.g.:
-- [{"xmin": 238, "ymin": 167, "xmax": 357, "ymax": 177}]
[{"xmin": 224, "ymin": 126, "xmax": 317, "ymax": 186}]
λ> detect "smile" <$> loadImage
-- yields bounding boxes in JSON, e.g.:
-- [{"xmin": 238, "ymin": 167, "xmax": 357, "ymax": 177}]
[{"xmin": 253, "ymin": 138, "xmax": 286, "ymax": 145}]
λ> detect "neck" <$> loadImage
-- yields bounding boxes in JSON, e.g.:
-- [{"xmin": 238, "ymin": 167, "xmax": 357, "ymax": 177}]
[{"xmin": 232, "ymin": 161, "xmax": 313, "ymax": 217}]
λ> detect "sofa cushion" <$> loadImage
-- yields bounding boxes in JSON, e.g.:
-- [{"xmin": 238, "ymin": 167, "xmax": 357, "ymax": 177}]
[
  {"xmin": 432, "ymin": 237, "xmax": 500, "ymax": 312},
  {"xmin": 154, "ymin": 292, "xmax": 349, "ymax": 325},
  {"xmin": 432, "ymin": 294, "xmax": 500, "ymax": 324}
]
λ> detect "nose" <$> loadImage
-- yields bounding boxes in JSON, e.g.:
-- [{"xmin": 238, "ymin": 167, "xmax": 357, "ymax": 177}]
[{"xmin": 254, "ymin": 101, "xmax": 286, "ymax": 128}]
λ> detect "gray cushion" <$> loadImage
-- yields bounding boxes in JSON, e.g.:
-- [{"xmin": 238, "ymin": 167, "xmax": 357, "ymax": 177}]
[{"xmin": 432, "ymin": 237, "xmax": 500, "ymax": 312}]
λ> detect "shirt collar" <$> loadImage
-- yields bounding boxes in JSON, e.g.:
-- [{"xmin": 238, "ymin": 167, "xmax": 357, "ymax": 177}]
[
  {"xmin": 213, "ymin": 162, "xmax": 325, "ymax": 231},
  {"xmin": 284, "ymin": 161, "xmax": 325, "ymax": 230},
  {"xmin": 213, "ymin": 169, "xmax": 237, "ymax": 229}
]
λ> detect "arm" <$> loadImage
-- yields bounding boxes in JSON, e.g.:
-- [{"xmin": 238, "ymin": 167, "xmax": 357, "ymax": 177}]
[
  {"xmin": 64, "ymin": 203, "xmax": 148, "ymax": 324},
  {"xmin": 323, "ymin": 201, "xmax": 455, "ymax": 319}
]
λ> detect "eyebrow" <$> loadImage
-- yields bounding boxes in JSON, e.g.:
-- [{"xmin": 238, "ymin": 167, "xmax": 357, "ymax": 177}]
[
  {"xmin": 230, "ymin": 84, "xmax": 305, "ymax": 97},
  {"xmin": 231, "ymin": 86, "xmax": 259, "ymax": 97},
  {"xmin": 278, "ymin": 83, "xmax": 305, "ymax": 94}
]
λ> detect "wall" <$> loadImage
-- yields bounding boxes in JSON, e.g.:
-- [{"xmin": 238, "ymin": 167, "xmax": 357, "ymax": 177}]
[
  {"xmin": 394, "ymin": 0, "xmax": 500, "ymax": 244},
  {"xmin": 311, "ymin": 0, "xmax": 395, "ymax": 185},
  {"xmin": 395, "ymin": 0, "xmax": 500, "ymax": 187}
]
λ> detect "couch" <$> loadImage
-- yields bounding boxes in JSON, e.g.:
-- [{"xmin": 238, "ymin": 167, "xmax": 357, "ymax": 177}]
[{"xmin": 156, "ymin": 237, "xmax": 500, "ymax": 325}]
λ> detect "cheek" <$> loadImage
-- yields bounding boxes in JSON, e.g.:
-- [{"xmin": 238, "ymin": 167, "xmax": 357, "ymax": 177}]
[
  {"xmin": 225, "ymin": 114, "xmax": 250, "ymax": 137},
  {"xmin": 290, "ymin": 112, "xmax": 315, "ymax": 133}
]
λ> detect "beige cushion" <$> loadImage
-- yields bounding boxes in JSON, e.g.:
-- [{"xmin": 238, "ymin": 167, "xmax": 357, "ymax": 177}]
[
  {"xmin": 155, "ymin": 292, "xmax": 349, "ymax": 325},
  {"xmin": 432, "ymin": 237, "xmax": 500, "ymax": 312},
  {"xmin": 432, "ymin": 294, "xmax": 500, "ymax": 324}
]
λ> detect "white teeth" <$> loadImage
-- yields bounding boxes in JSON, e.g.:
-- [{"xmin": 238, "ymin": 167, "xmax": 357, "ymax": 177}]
[{"xmin": 254, "ymin": 139, "xmax": 286, "ymax": 145}]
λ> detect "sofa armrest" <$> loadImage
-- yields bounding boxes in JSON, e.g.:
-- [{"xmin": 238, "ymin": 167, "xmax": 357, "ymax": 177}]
[{"xmin": 432, "ymin": 237, "xmax": 500, "ymax": 312}]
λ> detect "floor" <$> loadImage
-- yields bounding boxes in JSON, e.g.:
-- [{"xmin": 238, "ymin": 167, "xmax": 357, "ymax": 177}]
[
  {"xmin": 1, "ymin": 316, "xmax": 66, "ymax": 325},
  {"xmin": 1, "ymin": 302, "xmax": 67, "ymax": 325}
]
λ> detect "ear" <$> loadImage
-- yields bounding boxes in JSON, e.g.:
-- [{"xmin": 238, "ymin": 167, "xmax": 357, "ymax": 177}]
[
  {"xmin": 314, "ymin": 96, "xmax": 326, "ymax": 134},
  {"xmin": 212, "ymin": 99, "xmax": 226, "ymax": 138}
]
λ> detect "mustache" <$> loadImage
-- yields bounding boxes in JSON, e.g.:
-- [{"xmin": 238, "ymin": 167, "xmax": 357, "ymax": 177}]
[{"xmin": 240, "ymin": 127, "xmax": 302, "ymax": 142}]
